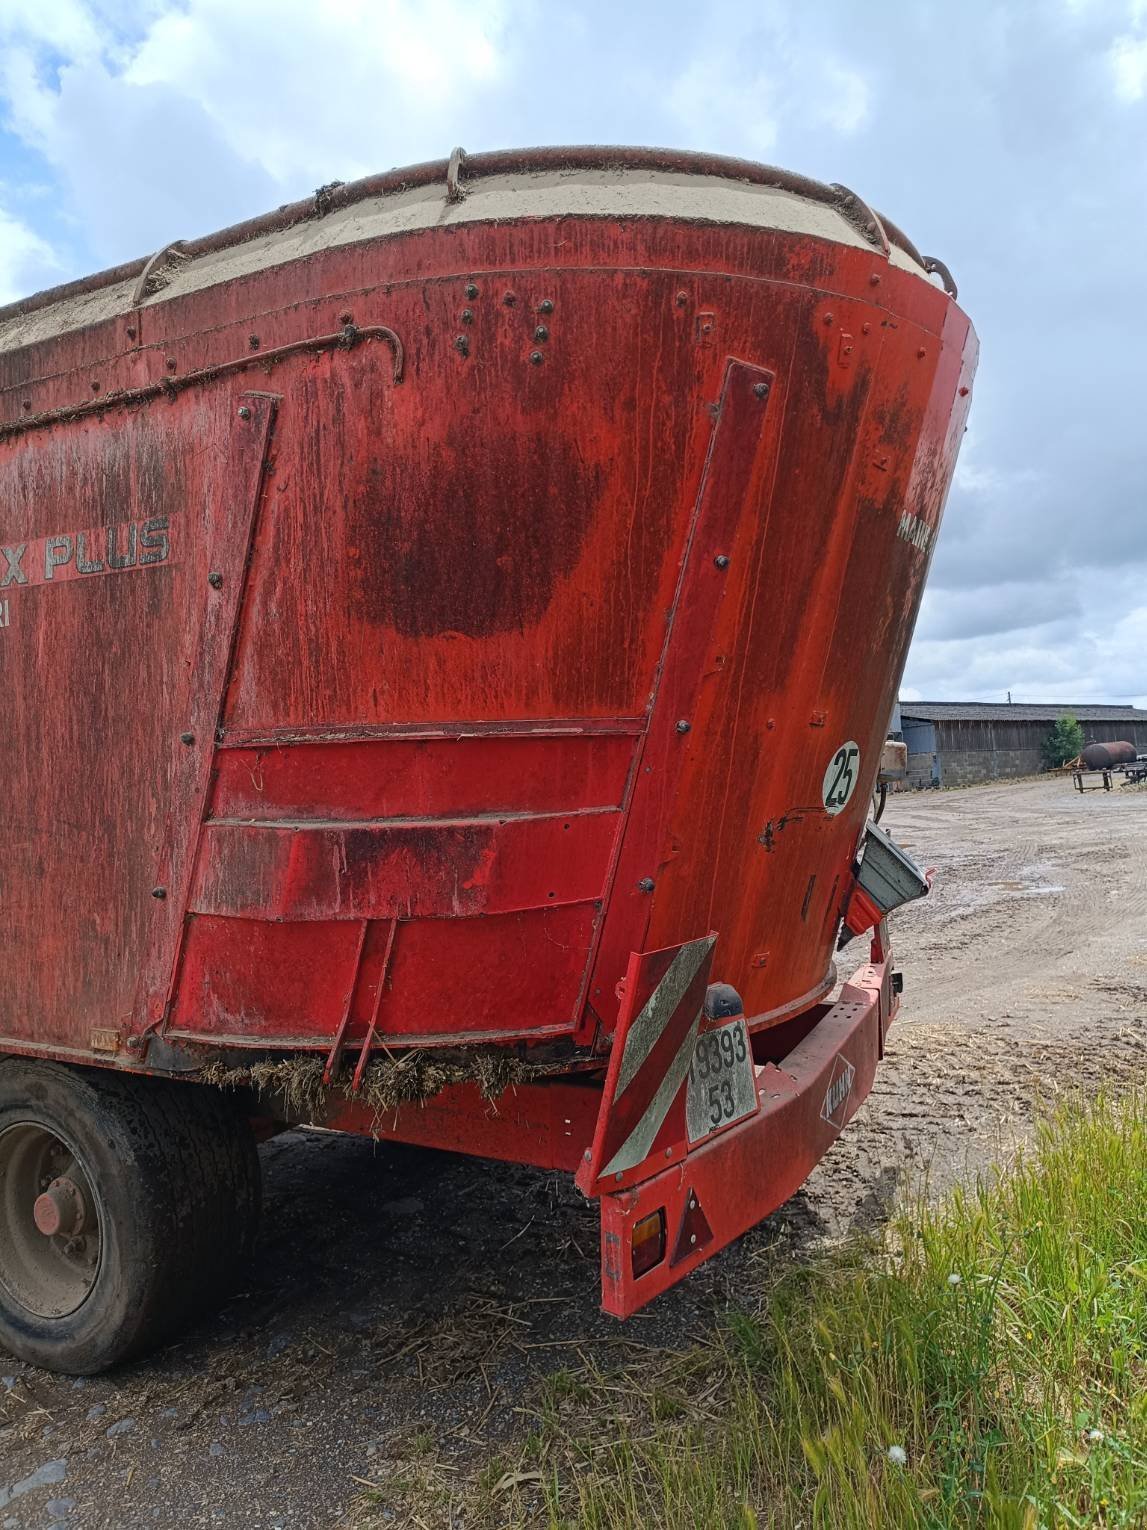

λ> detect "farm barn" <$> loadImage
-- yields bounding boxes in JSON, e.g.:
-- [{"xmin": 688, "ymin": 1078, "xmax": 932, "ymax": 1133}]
[{"xmin": 899, "ymin": 701, "xmax": 1147, "ymax": 787}]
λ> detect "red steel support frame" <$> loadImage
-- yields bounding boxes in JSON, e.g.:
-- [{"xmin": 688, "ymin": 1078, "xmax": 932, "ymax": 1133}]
[
  {"xmin": 325, "ymin": 924, "xmax": 894, "ymax": 1318},
  {"xmin": 597, "ymin": 931, "xmax": 893, "ymax": 1315}
]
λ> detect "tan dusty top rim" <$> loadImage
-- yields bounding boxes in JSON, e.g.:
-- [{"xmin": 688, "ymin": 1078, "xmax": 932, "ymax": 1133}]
[{"xmin": 0, "ymin": 145, "xmax": 953, "ymax": 355}]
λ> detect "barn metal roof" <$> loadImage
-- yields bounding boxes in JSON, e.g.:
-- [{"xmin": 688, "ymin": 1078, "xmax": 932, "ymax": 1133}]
[{"xmin": 899, "ymin": 701, "xmax": 1147, "ymax": 724}]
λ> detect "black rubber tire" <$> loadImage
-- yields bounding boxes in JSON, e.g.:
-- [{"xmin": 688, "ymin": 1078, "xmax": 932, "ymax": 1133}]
[{"xmin": 0, "ymin": 1060, "xmax": 260, "ymax": 1374}]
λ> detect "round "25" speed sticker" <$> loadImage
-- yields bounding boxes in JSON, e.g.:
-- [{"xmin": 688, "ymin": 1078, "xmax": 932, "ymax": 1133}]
[{"xmin": 822, "ymin": 740, "xmax": 861, "ymax": 815}]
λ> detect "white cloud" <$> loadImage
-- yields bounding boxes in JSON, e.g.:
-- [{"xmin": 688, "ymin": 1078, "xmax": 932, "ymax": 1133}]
[
  {"xmin": 0, "ymin": 201, "xmax": 61, "ymax": 305},
  {"xmin": 1110, "ymin": 31, "xmax": 1147, "ymax": 98},
  {"xmin": 0, "ymin": 0, "xmax": 515, "ymax": 263},
  {"xmin": 667, "ymin": 54, "xmax": 780, "ymax": 155},
  {"xmin": 662, "ymin": 7, "xmax": 871, "ymax": 154},
  {"xmin": 817, "ymin": 61, "xmax": 870, "ymax": 135}
]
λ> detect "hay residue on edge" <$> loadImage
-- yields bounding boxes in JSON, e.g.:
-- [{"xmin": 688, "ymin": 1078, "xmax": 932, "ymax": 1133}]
[{"xmin": 200, "ymin": 1046, "xmax": 571, "ymax": 1123}]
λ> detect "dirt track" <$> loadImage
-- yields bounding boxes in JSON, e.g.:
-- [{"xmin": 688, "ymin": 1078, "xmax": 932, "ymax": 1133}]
[{"xmin": 2, "ymin": 775, "xmax": 1146, "ymax": 1529}]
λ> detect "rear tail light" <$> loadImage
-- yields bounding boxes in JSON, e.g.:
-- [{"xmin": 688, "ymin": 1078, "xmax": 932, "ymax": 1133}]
[{"xmin": 631, "ymin": 1208, "xmax": 666, "ymax": 1278}]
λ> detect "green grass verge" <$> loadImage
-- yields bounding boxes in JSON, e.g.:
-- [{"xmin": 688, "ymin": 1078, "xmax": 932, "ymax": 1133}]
[{"xmin": 522, "ymin": 1090, "xmax": 1147, "ymax": 1529}]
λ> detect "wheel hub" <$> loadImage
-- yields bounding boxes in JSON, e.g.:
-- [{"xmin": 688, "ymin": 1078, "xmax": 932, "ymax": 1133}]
[
  {"xmin": 33, "ymin": 1176, "xmax": 88, "ymax": 1239},
  {"xmin": 0, "ymin": 1123, "xmax": 102, "ymax": 1319}
]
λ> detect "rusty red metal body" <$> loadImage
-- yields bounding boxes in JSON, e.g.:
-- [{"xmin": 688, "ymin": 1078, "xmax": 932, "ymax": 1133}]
[{"xmin": 0, "ymin": 147, "xmax": 976, "ymax": 1312}]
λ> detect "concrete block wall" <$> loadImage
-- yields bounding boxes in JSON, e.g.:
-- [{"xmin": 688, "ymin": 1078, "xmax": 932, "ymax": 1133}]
[
  {"xmin": 906, "ymin": 752, "xmax": 936, "ymax": 788},
  {"xmin": 937, "ymin": 748, "xmax": 1043, "ymax": 786}
]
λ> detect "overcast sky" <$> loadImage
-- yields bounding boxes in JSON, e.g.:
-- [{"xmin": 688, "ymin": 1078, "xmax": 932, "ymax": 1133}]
[{"xmin": 1, "ymin": 0, "xmax": 1144, "ymax": 704}]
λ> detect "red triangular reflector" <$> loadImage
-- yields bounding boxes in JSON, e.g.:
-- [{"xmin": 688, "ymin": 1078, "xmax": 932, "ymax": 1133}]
[{"xmin": 671, "ymin": 1187, "xmax": 714, "ymax": 1267}]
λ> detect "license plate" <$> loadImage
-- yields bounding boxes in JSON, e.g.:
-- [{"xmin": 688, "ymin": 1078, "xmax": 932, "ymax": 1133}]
[{"xmin": 685, "ymin": 1018, "xmax": 757, "ymax": 1144}]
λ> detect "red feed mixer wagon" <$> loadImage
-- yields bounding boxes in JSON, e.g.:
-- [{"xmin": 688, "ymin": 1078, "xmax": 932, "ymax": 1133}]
[{"xmin": 0, "ymin": 146, "xmax": 976, "ymax": 1373}]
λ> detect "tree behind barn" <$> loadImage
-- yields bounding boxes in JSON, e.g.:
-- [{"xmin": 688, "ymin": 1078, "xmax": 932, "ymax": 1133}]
[{"xmin": 1042, "ymin": 713, "xmax": 1085, "ymax": 768}]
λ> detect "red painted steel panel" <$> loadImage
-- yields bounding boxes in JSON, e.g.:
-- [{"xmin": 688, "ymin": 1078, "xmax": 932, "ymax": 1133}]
[
  {"xmin": 208, "ymin": 733, "xmax": 635, "ymax": 821},
  {"xmin": 0, "ymin": 389, "xmax": 274, "ymax": 1059},
  {"xmin": 167, "ymin": 916, "xmax": 362, "ymax": 1043},
  {"xmin": 372, "ymin": 903, "xmax": 598, "ymax": 1043},
  {"xmin": 325, "ymin": 1077, "xmax": 601, "ymax": 1173},
  {"xmin": 0, "ymin": 164, "xmax": 975, "ymax": 1069},
  {"xmin": 188, "ymin": 810, "xmax": 619, "ymax": 921}
]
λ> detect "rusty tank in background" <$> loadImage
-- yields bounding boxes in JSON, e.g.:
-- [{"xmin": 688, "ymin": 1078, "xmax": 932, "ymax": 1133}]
[
  {"xmin": 0, "ymin": 145, "xmax": 976, "ymax": 1372},
  {"xmin": 1080, "ymin": 741, "xmax": 1137, "ymax": 770}
]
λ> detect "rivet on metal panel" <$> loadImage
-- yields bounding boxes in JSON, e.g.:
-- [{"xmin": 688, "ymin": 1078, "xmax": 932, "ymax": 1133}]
[
  {"xmin": 237, "ymin": 406, "xmax": 251, "ymax": 420},
  {"xmin": 538, "ymin": 298, "xmax": 554, "ymax": 314},
  {"xmin": 917, "ymin": 347, "xmax": 927, "ymax": 359},
  {"xmin": 810, "ymin": 710, "xmax": 827, "ymax": 727},
  {"xmin": 869, "ymin": 273, "xmax": 881, "ymax": 286},
  {"xmin": 637, "ymin": 877, "xmax": 655, "ymax": 893},
  {"xmin": 151, "ymin": 887, "xmax": 167, "ymax": 900},
  {"xmin": 823, "ymin": 312, "xmax": 834, "ymax": 326},
  {"xmin": 90, "ymin": 380, "xmax": 100, "ymax": 392},
  {"xmin": 862, "ymin": 322, "xmax": 872, "ymax": 335},
  {"xmin": 674, "ymin": 290, "xmax": 688, "ymax": 307},
  {"xmin": 339, "ymin": 311, "xmax": 353, "ymax": 325},
  {"xmin": 714, "ymin": 554, "xmax": 730, "ymax": 569},
  {"xmin": 21, "ymin": 400, "xmax": 31, "ymax": 412},
  {"xmin": 676, "ymin": 720, "xmax": 691, "ymax": 734},
  {"xmin": 179, "ymin": 732, "xmax": 195, "ymax": 746},
  {"xmin": 461, "ymin": 309, "xmax": 474, "ymax": 324},
  {"xmin": 837, "ymin": 334, "xmax": 854, "ymax": 369},
  {"xmin": 753, "ymin": 382, "xmax": 769, "ymax": 399},
  {"xmin": 503, "ymin": 291, "xmax": 517, "ymax": 306},
  {"xmin": 529, "ymin": 350, "xmax": 544, "ymax": 365},
  {"xmin": 207, "ymin": 571, "xmax": 223, "ymax": 589},
  {"xmin": 766, "ymin": 718, "xmax": 775, "ymax": 730},
  {"xmin": 454, "ymin": 335, "xmax": 470, "ymax": 357},
  {"xmin": 465, "ymin": 282, "xmax": 479, "ymax": 299},
  {"xmin": 959, "ymin": 385, "xmax": 970, "ymax": 397},
  {"xmin": 695, "ymin": 312, "xmax": 716, "ymax": 342},
  {"xmin": 248, "ymin": 334, "xmax": 260, "ymax": 350},
  {"xmin": 750, "ymin": 951, "xmax": 769, "ymax": 969},
  {"xmin": 534, "ymin": 325, "xmax": 549, "ymax": 342},
  {"xmin": 165, "ymin": 357, "xmax": 177, "ymax": 371},
  {"xmin": 125, "ymin": 327, "xmax": 136, "ymax": 341}
]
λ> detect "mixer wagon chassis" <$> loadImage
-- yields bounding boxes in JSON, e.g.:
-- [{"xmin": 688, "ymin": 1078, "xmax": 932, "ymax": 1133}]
[{"xmin": 0, "ymin": 142, "xmax": 971, "ymax": 1372}]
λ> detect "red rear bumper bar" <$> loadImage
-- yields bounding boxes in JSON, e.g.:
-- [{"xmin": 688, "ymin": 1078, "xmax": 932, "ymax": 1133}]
[{"xmin": 599, "ymin": 941, "xmax": 895, "ymax": 1316}]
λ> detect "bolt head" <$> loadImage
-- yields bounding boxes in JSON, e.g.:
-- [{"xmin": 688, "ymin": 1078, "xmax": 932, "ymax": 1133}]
[
  {"xmin": 180, "ymin": 732, "xmax": 195, "ymax": 745},
  {"xmin": 753, "ymin": 382, "xmax": 769, "ymax": 399},
  {"xmin": 207, "ymin": 571, "xmax": 223, "ymax": 589},
  {"xmin": 503, "ymin": 291, "xmax": 517, "ymax": 306},
  {"xmin": 237, "ymin": 406, "xmax": 251, "ymax": 420},
  {"xmin": 461, "ymin": 308, "xmax": 473, "ymax": 324},
  {"xmin": 465, "ymin": 282, "xmax": 479, "ymax": 299},
  {"xmin": 151, "ymin": 886, "xmax": 167, "ymax": 900},
  {"xmin": 538, "ymin": 298, "xmax": 554, "ymax": 314},
  {"xmin": 529, "ymin": 350, "xmax": 544, "ymax": 365},
  {"xmin": 676, "ymin": 720, "xmax": 691, "ymax": 734},
  {"xmin": 534, "ymin": 325, "xmax": 549, "ymax": 342},
  {"xmin": 714, "ymin": 554, "xmax": 730, "ymax": 570},
  {"xmin": 638, "ymin": 877, "xmax": 655, "ymax": 893}
]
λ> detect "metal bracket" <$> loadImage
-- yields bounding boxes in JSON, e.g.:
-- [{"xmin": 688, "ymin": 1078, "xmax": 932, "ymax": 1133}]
[
  {"xmin": 131, "ymin": 241, "xmax": 189, "ymax": 307},
  {"xmin": 446, "ymin": 145, "xmax": 468, "ymax": 204},
  {"xmin": 923, "ymin": 255, "xmax": 958, "ymax": 298}
]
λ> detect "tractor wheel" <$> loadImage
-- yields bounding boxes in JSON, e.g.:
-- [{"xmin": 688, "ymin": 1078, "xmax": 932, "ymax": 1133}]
[{"xmin": 0, "ymin": 1059, "xmax": 260, "ymax": 1374}]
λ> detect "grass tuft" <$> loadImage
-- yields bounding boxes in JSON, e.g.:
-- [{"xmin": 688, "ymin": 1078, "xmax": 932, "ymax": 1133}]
[{"xmin": 525, "ymin": 1090, "xmax": 1147, "ymax": 1529}]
